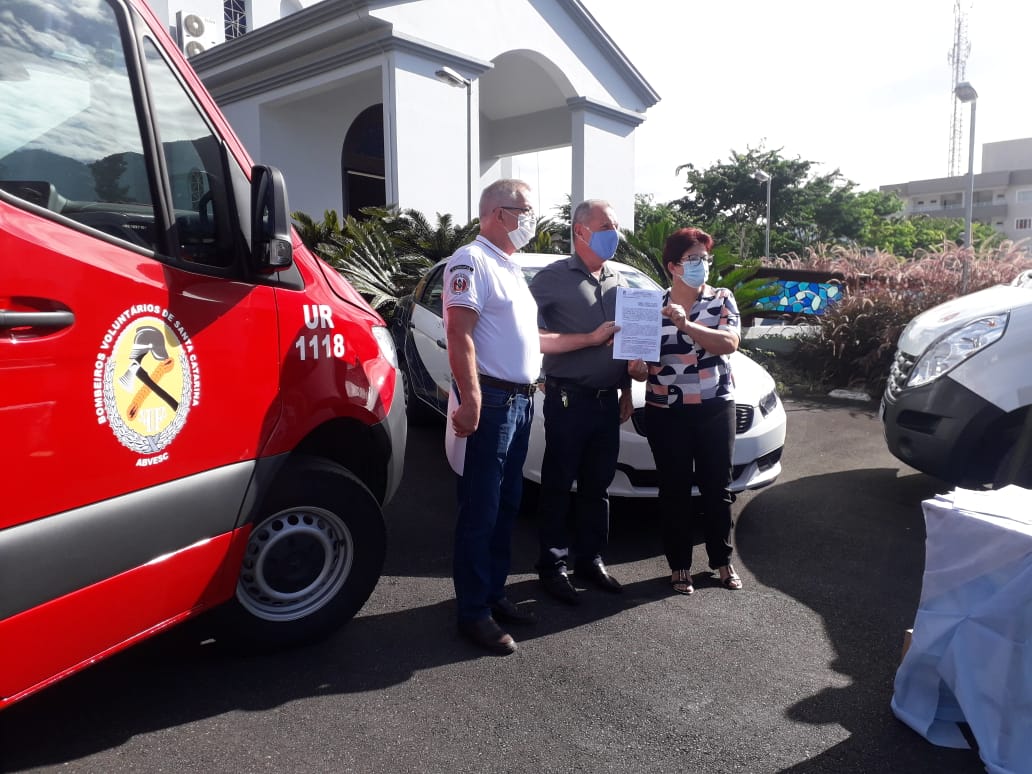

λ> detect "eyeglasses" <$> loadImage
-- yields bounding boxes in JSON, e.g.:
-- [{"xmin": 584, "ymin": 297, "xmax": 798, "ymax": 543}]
[
  {"xmin": 679, "ymin": 253, "xmax": 711, "ymax": 265},
  {"xmin": 498, "ymin": 206, "xmax": 535, "ymax": 217}
]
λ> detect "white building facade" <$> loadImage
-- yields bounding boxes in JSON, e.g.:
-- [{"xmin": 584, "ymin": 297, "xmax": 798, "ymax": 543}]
[
  {"xmin": 147, "ymin": 0, "xmax": 659, "ymax": 227},
  {"xmin": 881, "ymin": 137, "xmax": 1032, "ymax": 245}
]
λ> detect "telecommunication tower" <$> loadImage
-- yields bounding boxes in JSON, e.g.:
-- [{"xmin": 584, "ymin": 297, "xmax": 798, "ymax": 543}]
[{"xmin": 947, "ymin": 1, "xmax": 972, "ymax": 177}]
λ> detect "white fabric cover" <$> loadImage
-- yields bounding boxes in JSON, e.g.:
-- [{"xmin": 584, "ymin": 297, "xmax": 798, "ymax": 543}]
[{"xmin": 892, "ymin": 487, "xmax": 1032, "ymax": 774}]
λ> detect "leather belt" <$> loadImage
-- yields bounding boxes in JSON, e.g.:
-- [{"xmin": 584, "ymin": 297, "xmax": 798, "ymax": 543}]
[
  {"xmin": 479, "ymin": 373, "xmax": 537, "ymax": 397},
  {"xmin": 545, "ymin": 377, "xmax": 617, "ymax": 398}
]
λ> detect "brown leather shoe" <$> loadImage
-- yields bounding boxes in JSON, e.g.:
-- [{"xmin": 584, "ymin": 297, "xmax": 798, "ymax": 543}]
[{"xmin": 458, "ymin": 617, "xmax": 517, "ymax": 655}]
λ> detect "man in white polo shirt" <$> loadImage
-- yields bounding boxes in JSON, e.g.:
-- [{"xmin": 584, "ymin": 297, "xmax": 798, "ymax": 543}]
[{"xmin": 443, "ymin": 178, "xmax": 541, "ymax": 656}]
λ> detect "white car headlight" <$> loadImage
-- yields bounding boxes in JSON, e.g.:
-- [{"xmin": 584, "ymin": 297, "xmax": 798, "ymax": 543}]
[
  {"xmin": 907, "ymin": 313, "xmax": 1008, "ymax": 388},
  {"xmin": 758, "ymin": 389, "xmax": 779, "ymax": 417},
  {"xmin": 372, "ymin": 325, "xmax": 398, "ymax": 369}
]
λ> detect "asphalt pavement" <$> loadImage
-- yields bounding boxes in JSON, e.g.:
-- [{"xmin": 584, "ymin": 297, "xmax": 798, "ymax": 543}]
[{"xmin": 0, "ymin": 399, "xmax": 986, "ymax": 773}]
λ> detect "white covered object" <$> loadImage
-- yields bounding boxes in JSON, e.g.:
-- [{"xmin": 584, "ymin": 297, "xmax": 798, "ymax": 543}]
[{"xmin": 892, "ymin": 487, "xmax": 1032, "ymax": 774}]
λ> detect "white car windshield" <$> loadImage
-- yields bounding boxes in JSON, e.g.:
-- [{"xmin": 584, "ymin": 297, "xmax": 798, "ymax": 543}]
[{"xmin": 520, "ymin": 264, "xmax": 660, "ymax": 291}]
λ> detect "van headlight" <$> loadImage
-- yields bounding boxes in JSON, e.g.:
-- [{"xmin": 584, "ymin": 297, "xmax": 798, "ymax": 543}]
[
  {"xmin": 907, "ymin": 313, "xmax": 1008, "ymax": 388},
  {"xmin": 372, "ymin": 325, "xmax": 398, "ymax": 369}
]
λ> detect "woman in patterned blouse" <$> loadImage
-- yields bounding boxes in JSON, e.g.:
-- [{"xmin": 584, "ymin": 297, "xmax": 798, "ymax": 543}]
[{"xmin": 629, "ymin": 227, "xmax": 742, "ymax": 595}]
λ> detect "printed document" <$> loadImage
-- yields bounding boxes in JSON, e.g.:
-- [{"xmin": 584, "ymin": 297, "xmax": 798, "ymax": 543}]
[{"xmin": 613, "ymin": 287, "xmax": 663, "ymax": 361}]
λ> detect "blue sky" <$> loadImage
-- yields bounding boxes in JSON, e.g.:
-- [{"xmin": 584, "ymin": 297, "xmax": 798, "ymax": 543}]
[{"xmin": 514, "ymin": 0, "xmax": 1032, "ymax": 213}]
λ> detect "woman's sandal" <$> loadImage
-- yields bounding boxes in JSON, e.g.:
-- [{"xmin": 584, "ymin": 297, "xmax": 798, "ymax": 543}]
[
  {"xmin": 670, "ymin": 569, "xmax": 694, "ymax": 595},
  {"xmin": 718, "ymin": 565, "xmax": 743, "ymax": 590}
]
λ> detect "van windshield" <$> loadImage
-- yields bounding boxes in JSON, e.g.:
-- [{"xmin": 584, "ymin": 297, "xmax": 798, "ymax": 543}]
[
  {"xmin": 0, "ymin": 1, "xmax": 145, "ymax": 199},
  {"xmin": 0, "ymin": 70, "xmax": 90, "ymax": 159},
  {"xmin": 0, "ymin": 0, "xmax": 156, "ymax": 239},
  {"xmin": 0, "ymin": 0, "xmax": 235, "ymax": 266}
]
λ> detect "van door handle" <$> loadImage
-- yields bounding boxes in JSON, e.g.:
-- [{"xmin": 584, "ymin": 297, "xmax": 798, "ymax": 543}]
[
  {"xmin": 0, "ymin": 309, "xmax": 75, "ymax": 331},
  {"xmin": 436, "ymin": 338, "xmax": 447, "ymax": 349}
]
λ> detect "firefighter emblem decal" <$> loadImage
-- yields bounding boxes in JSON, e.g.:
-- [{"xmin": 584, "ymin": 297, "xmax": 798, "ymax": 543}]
[
  {"xmin": 450, "ymin": 272, "xmax": 470, "ymax": 295},
  {"xmin": 93, "ymin": 306, "xmax": 200, "ymax": 464}
]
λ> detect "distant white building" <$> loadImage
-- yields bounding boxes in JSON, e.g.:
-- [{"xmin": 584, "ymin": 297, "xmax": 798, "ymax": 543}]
[
  {"xmin": 146, "ymin": 0, "xmax": 659, "ymax": 227},
  {"xmin": 881, "ymin": 138, "xmax": 1032, "ymax": 245}
]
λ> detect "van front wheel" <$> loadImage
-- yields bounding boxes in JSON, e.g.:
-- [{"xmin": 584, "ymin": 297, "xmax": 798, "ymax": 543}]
[{"xmin": 221, "ymin": 457, "xmax": 386, "ymax": 650}]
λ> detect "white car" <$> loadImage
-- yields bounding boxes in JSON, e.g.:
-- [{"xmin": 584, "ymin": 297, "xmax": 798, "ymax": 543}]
[{"xmin": 391, "ymin": 253, "xmax": 786, "ymax": 497}]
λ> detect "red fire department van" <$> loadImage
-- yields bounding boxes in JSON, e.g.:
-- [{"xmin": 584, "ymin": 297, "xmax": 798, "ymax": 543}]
[{"xmin": 0, "ymin": 0, "xmax": 407, "ymax": 709}]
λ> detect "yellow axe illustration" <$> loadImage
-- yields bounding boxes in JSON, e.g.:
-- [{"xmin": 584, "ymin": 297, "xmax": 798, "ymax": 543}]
[{"xmin": 118, "ymin": 326, "xmax": 179, "ymax": 420}]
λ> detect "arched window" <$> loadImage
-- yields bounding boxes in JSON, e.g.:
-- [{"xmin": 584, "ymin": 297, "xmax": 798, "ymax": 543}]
[
  {"xmin": 342, "ymin": 103, "xmax": 388, "ymax": 218},
  {"xmin": 341, "ymin": 104, "xmax": 386, "ymax": 218}
]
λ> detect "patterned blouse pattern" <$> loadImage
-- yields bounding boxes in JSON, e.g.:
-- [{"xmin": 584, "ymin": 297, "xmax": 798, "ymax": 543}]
[{"xmin": 645, "ymin": 286, "xmax": 741, "ymax": 407}]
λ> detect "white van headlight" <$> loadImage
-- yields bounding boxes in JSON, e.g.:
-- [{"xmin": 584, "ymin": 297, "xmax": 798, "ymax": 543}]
[
  {"xmin": 372, "ymin": 325, "xmax": 398, "ymax": 369},
  {"xmin": 907, "ymin": 313, "xmax": 1008, "ymax": 388}
]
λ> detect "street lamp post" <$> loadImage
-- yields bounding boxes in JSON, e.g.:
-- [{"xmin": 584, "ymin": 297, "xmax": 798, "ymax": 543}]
[
  {"xmin": 955, "ymin": 80, "xmax": 978, "ymax": 294},
  {"xmin": 752, "ymin": 169, "xmax": 771, "ymax": 258},
  {"xmin": 435, "ymin": 66, "xmax": 473, "ymax": 223}
]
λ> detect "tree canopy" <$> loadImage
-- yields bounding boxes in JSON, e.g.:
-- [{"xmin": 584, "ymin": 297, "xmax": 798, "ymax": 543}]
[{"xmin": 666, "ymin": 144, "xmax": 998, "ymax": 259}]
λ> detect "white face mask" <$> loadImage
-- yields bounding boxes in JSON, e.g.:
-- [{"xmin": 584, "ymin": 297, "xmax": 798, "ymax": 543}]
[{"xmin": 507, "ymin": 211, "xmax": 536, "ymax": 250}]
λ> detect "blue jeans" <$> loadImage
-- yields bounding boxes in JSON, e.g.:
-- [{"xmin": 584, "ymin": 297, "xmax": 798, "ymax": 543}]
[{"xmin": 453, "ymin": 384, "xmax": 534, "ymax": 623}]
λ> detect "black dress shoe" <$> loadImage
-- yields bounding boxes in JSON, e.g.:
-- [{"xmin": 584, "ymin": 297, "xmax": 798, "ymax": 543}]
[
  {"xmin": 490, "ymin": 598, "xmax": 537, "ymax": 625},
  {"xmin": 540, "ymin": 571, "xmax": 580, "ymax": 605},
  {"xmin": 576, "ymin": 562, "xmax": 623, "ymax": 593},
  {"xmin": 458, "ymin": 617, "xmax": 517, "ymax": 655}
]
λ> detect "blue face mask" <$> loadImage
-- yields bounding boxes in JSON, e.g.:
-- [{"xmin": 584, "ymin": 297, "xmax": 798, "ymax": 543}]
[
  {"xmin": 679, "ymin": 260, "xmax": 709, "ymax": 288},
  {"xmin": 587, "ymin": 228, "xmax": 619, "ymax": 261}
]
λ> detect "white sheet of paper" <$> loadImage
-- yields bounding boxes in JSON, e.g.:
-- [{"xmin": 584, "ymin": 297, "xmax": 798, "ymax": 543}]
[
  {"xmin": 613, "ymin": 286, "xmax": 663, "ymax": 361},
  {"xmin": 444, "ymin": 384, "xmax": 466, "ymax": 475}
]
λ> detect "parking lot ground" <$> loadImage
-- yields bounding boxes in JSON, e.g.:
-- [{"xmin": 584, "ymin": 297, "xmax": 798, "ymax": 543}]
[{"xmin": 0, "ymin": 399, "xmax": 986, "ymax": 773}]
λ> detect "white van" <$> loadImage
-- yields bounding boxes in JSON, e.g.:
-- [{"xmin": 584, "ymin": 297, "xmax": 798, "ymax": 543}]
[{"xmin": 881, "ymin": 270, "xmax": 1032, "ymax": 487}]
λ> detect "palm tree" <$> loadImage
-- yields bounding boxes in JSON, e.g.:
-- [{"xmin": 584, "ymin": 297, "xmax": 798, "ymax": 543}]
[
  {"xmin": 292, "ymin": 209, "xmax": 343, "ymax": 251},
  {"xmin": 314, "ymin": 215, "xmax": 431, "ymax": 318},
  {"xmin": 527, "ymin": 215, "xmax": 566, "ymax": 254},
  {"xmin": 617, "ymin": 218, "xmax": 672, "ymax": 284},
  {"xmin": 377, "ymin": 207, "xmax": 479, "ymax": 262},
  {"xmin": 293, "ymin": 206, "xmax": 481, "ymax": 318}
]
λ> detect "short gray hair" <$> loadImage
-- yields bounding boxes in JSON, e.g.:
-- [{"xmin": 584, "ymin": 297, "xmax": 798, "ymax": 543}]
[
  {"xmin": 572, "ymin": 199, "xmax": 612, "ymax": 226},
  {"xmin": 480, "ymin": 179, "xmax": 531, "ymax": 218}
]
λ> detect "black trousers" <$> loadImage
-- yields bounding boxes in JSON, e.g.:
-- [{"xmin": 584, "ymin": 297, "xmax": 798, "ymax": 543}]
[
  {"xmin": 644, "ymin": 400, "xmax": 735, "ymax": 571},
  {"xmin": 535, "ymin": 383, "xmax": 620, "ymax": 575}
]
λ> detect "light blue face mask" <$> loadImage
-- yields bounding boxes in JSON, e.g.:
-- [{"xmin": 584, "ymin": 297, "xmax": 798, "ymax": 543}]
[
  {"xmin": 679, "ymin": 260, "xmax": 709, "ymax": 288},
  {"xmin": 587, "ymin": 228, "xmax": 619, "ymax": 261}
]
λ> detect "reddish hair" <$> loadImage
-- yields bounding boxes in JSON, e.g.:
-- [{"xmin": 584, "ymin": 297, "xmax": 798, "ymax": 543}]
[{"xmin": 662, "ymin": 228, "xmax": 714, "ymax": 278}]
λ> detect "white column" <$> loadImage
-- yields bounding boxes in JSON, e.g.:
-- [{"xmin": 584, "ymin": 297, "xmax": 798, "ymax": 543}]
[
  {"xmin": 568, "ymin": 97, "xmax": 643, "ymax": 231},
  {"xmin": 388, "ymin": 53, "xmax": 482, "ymax": 223}
]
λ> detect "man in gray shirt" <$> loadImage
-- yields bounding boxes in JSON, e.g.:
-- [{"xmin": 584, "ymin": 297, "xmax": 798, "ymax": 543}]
[{"xmin": 530, "ymin": 199, "xmax": 633, "ymax": 604}]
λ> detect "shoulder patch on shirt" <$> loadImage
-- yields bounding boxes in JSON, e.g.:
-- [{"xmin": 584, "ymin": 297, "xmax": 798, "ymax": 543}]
[
  {"xmin": 450, "ymin": 264, "xmax": 474, "ymax": 273},
  {"xmin": 450, "ymin": 273, "xmax": 471, "ymax": 294}
]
